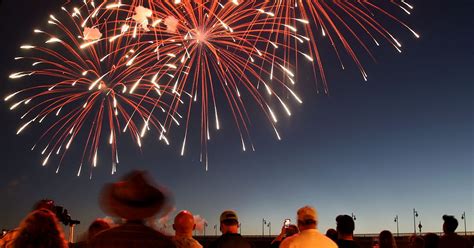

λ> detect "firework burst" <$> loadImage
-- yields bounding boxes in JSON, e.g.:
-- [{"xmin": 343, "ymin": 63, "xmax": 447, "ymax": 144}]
[
  {"xmin": 98, "ymin": 0, "xmax": 308, "ymax": 169},
  {"xmin": 260, "ymin": 0, "xmax": 420, "ymax": 92},
  {"xmin": 6, "ymin": 1, "xmax": 176, "ymax": 176}
]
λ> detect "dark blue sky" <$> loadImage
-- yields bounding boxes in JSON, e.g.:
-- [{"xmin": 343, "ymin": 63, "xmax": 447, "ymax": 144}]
[{"xmin": 0, "ymin": 0, "xmax": 472, "ymax": 236}]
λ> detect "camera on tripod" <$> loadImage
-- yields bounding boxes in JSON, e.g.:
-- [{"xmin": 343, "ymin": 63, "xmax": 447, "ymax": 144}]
[{"xmin": 54, "ymin": 206, "xmax": 80, "ymax": 226}]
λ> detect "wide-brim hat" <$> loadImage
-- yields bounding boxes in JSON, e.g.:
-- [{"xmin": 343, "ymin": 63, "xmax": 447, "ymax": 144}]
[{"xmin": 100, "ymin": 170, "xmax": 170, "ymax": 220}]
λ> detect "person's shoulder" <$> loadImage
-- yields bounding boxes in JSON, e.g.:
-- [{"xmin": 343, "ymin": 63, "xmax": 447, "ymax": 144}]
[
  {"xmin": 318, "ymin": 234, "xmax": 338, "ymax": 248},
  {"xmin": 280, "ymin": 234, "xmax": 298, "ymax": 248}
]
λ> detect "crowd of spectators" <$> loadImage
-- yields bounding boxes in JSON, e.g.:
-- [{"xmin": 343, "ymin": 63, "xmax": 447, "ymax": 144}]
[{"xmin": 0, "ymin": 171, "xmax": 472, "ymax": 248}]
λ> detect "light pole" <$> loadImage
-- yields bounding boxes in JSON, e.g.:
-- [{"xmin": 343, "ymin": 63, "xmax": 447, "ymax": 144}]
[
  {"xmin": 214, "ymin": 224, "xmax": 217, "ymax": 236},
  {"xmin": 239, "ymin": 223, "xmax": 242, "ymax": 234},
  {"xmin": 394, "ymin": 215, "xmax": 399, "ymax": 237},
  {"xmin": 267, "ymin": 222, "xmax": 271, "ymax": 236},
  {"xmin": 418, "ymin": 221, "xmax": 423, "ymax": 234},
  {"xmin": 351, "ymin": 213, "xmax": 357, "ymax": 221},
  {"xmin": 204, "ymin": 222, "xmax": 208, "ymax": 236},
  {"xmin": 461, "ymin": 212, "xmax": 467, "ymax": 236},
  {"xmin": 413, "ymin": 209, "xmax": 419, "ymax": 235},
  {"xmin": 262, "ymin": 219, "xmax": 267, "ymax": 237}
]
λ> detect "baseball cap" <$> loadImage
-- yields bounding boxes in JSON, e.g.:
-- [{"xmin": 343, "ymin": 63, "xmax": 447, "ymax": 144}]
[
  {"xmin": 297, "ymin": 206, "xmax": 318, "ymax": 222},
  {"xmin": 220, "ymin": 210, "xmax": 239, "ymax": 222}
]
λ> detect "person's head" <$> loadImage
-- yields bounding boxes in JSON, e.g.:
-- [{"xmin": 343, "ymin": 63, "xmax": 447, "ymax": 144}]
[
  {"xmin": 285, "ymin": 224, "xmax": 299, "ymax": 237},
  {"xmin": 325, "ymin": 228, "xmax": 338, "ymax": 242},
  {"xmin": 100, "ymin": 170, "xmax": 170, "ymax": 221},
  {"xmin": 14, "ymin": 209, "xmax": 68, "ymax": 248},
  {"xmin": 442, "ymin": 215, "xmax": 458, "ymax": 234},
  {"xmin": 336, "ymin": 215, "xmax": 355, "ymax": 238},
  {"xmin": 88, "ymin": 219, "xmax": 111, "ymax": 240},
  {"xmin": 296, "ymin": 206, "xmax": 318, "ymax": 231},
  {"xmin": 32, "ymin": 199, "xmax": 55, "ymax": 211},
  {"xmin": 423, "ymin": 233, "xmax": 439, "ymax": 248},
  {"xmin": 409, "ymin": 236, "xmax": 424, "ymax": 248},
  {"xmin": 379, "ymin": 230, "xmax": 397, "ymax": 248},
  {"xmin": 173, "ymin": 210, "xmax": 196, "ymax": 236},
  {"xmin": 219, "ymin": 210, "xmax": 239, "ymax": 234}
]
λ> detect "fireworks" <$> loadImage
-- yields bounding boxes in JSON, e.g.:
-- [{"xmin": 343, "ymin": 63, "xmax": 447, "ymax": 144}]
[
  {"xmin": 5, "ymin": 0, "xmax": 418, "ymax": 173},
  {"xmin": 6, "ymin": 1, "xmax": 175, "ymax": 176},
  {"xmin": 261, "ymin": 0, "xmax": 420, "ymax": 92}
]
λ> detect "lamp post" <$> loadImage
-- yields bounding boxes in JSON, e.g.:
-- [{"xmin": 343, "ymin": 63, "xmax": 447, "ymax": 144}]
[
  {"xmin": 267, "ymin": 222, "xmax": 272, "ymax": 236},
  {"xmin": 394, "ymin": 215, "xmax": 399, "ymax": 237},
  {"xmin": 204, "ymin": 222, "xmax": 208, "ymax": 236},
  {"xmin": 351, "ymin": 213, "xmax": 357, "ymax": 221},
  {"xmin": 413, "ymin": 209, "xmax": 419, "ymax": 235},
  {"xmin": 214, "ymin": 224, "xmax": 217, "ymax": 236},
  {"xmin": 239, "ymin": 223, "xmax": 242, "ymax": 234},
  {"xmin": 418, "ymin": 221, "xmax": 423, "ymax": 234},
  {"xmin": 461, "ymin": 212, "xmax": 467, "ymax": 236},
  {"xmin": 262, "ymin": 219, "xmax": 267, "ymax": 237}
]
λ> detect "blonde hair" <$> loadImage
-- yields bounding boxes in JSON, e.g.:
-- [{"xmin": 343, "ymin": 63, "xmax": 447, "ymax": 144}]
[{"xmin": 13, "ymin": 209, "xmax": 68, "ymax": 248}]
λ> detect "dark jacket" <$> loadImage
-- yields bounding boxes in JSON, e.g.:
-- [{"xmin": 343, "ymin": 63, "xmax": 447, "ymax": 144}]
[{"xmin": 208, "ymin": 233, "xmax": 254, "ymax": 248}]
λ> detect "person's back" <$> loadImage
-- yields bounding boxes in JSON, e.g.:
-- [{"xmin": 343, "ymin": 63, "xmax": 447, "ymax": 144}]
[
  {"xmin": 209, "ymin": 233, "xmax": 253, "ymax": 248},
  {"xmin": 280, "ymin": 206, "xmax": 337, "ymax": 248},
  {"xmin": 439, "ymin": 215, "xmax": 472, "ymax": 248},
  {"xmin": 89, "ymin": 221, "xmax": 175, "ymax": 248},
  {"xmin": 423, "ymin": 233, "xmax": 439, "ymax": 248},
  {"xmin": 282, "ymin": 229, "xmax": 337, "ymax": 248},
  {"xmin": 439, "ymin": 233, "xmax": 472, "ymax": 248},
  {"xmin": 208, "ymin": 210, "xmax": 253, "ymax": 248},
  {"xmin": 336, "ymin": 215, "xmax": 360, "ymax": 248},
  {"xmin": 337, "ymin": 239, "xmax": 360, "ymax": 248}
]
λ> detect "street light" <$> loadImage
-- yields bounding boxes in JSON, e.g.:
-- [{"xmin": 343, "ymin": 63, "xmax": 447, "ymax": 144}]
[
  {"xmin": 262, "ymin": 219, "xmax": 267, "ymax": 237},
  {"xmin": 267, "ymin": 222, "xmax": 272, "ymax": 236},
  {"xmin": 461, "ymin": 212, "xmax": 467, "ymax": 236},
  {"xmin": 413, "ymin": 209, "xmax": 419, "ymax": 235},
  {"xmin": 418, "ymin": 221, "xmax": 423, "ymax": 234},
  {"xmin": 214, "ymin": 224, "xmax": 217, "ymax": 236},
  {"xmin": 239, "ymin": 222, "xmax": 242, "ymax": 234},
  {"xmin": 204, "ymin": 222, "xmax": 208, "ymax": 236},
  {"xmin": 351, "ymin": 213, "xmax": 357, "ymax": 221},
  {"xmin": 394, "ymin": 215, "xmax": 399, "ymax": 237}
]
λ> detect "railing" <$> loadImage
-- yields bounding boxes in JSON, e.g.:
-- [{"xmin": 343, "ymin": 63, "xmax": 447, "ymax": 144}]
[{"xmin": 354, "ymin": 231, "xmax": 474, "ymax": 237}]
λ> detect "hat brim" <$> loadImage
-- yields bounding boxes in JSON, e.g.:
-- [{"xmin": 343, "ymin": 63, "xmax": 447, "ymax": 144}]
[{"xmin": 100, "ymin": 184, "xmax": 165, "ymax": 220}]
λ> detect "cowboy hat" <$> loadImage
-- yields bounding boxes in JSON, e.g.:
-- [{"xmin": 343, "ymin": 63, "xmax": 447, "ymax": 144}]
[{"xmin": 100, "ymin": 170, "xmax": 169, "ymax": 220}]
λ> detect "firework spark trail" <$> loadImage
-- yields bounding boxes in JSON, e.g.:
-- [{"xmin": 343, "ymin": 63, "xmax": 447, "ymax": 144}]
[
  {"xmin": 6, "ymin": 0, "xmax": 417, "ymax": 173},
  {"xmin": 6, "ymin": 1, "xmax": 178, "ymax": 176},
  {"xmin": 261, "ymin": 0, "xmax": 420, "ymax": 93},
  {"xmin": 120, "ymin": 0, "xmax": 307, "ymax": 169}
]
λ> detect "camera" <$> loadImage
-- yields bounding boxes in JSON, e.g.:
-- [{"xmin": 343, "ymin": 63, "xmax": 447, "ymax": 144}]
[{"xmin": 54, "ymin": 206, "xmax": 80, "ymax": 226}]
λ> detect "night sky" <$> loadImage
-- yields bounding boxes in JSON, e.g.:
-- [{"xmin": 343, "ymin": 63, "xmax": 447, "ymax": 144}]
[{"xmin": 0, "ymin": 0, "xmax": 472, "ymax": 237}]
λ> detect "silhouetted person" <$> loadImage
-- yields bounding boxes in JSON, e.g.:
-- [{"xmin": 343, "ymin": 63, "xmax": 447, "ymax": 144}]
[
  {"xmin": 280, "ymin": 206, "xmax": 337, "ymax": 248},
  {"xmin": 409, "ymin": 235, "xmax": 424, "ymax": 248},
  {"xmin": 13, "ymin": 209, "xmax": 68, "ymax": 248},
  {"xmin": 336, "ymin": 215, "xmax": 360, "ymax": 248},
  {"xmin": 423, "ymin": 233, "xmax": 439, "ymax": 248},
  {"xmin": 88, "ymin": 219, "xmax": 111, "ymax": 240},
  {"xmin": 208, "ymin": 210, "xmax": 254, "ymax": 248},
  {"xmin": 325, "ymin": 228, "xmax": 338, "ymax": 243},
  {"xmin": 270, "ymin": 224, "xmax": 299, "ymax": 248},
  {"xmin": 379, "ymin": 230, "xmax": 397, "ymax": 248},
  {"xmin": 89, "ymin": 170, "xmax": 176, "ymax": 248},
  {"xmin": 70, "ymin": 219, "xmax": 112, "ymax": 248},
  {"xmin": 438, "ymin": 215, "xmax": 472, "ymax": 248},
  {"xmin": 0, "ymin": 199, "xmax": 57, "ymax": 247},
  {"xmin": 173, "ymin": 210, "xmax": 202, "ymax": 248}
]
